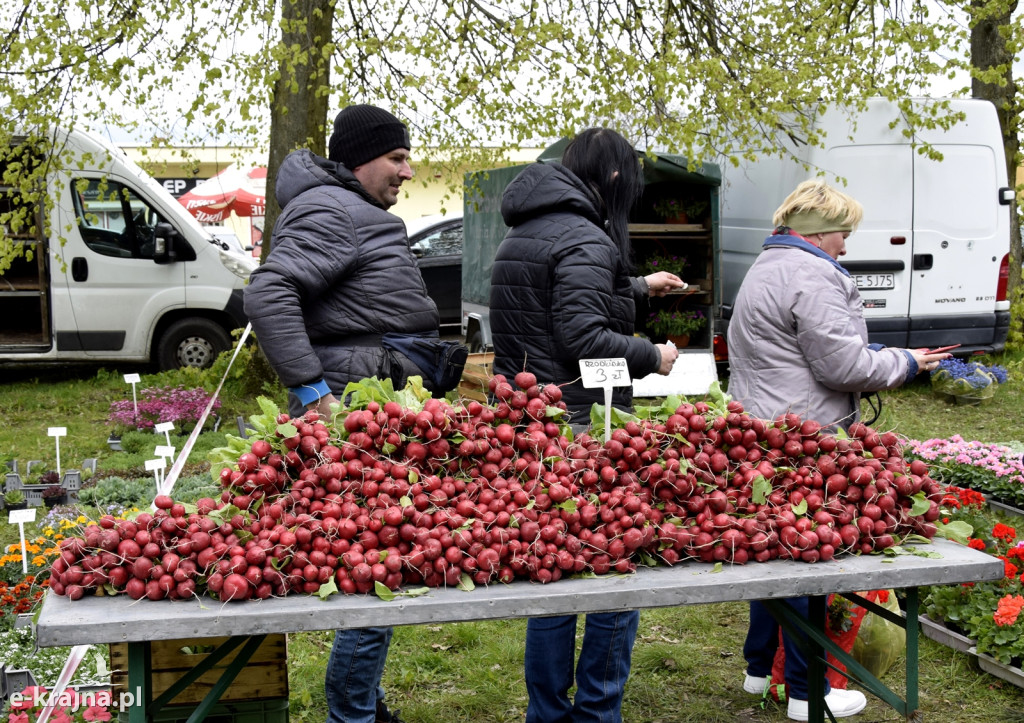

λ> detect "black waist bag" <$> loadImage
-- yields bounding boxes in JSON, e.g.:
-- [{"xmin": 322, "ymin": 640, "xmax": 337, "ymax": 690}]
[{"xmin": 382, "ymin": 333, "xmax": 469, "ymax": 393}]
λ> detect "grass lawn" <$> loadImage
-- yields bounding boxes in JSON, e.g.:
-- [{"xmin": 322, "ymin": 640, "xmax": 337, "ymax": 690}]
[{"xmin": 2, "ymin": 353, "xmax": 1024, "ymax": 721}]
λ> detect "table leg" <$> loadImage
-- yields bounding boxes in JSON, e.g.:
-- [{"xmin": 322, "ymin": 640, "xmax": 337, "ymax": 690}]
[
  {"xmin": 807, "ymin": 595, "xmax": 827, "ymax": 723},
  {"xmin": 905, "ymin": 587, "xmax": 920, "ymax": 716},
  {"xmin": 126, "ymin": 641, "xmax": 152, "ymax": 723}
]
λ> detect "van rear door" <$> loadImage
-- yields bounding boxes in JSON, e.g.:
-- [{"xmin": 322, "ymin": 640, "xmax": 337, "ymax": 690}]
[{"xmin": 909, "ymin": 144, "xmax": 1006, "ymax": 347}]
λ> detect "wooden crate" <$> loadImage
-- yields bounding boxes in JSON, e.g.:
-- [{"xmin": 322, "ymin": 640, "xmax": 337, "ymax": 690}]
[
  {"xmin": 458, "ymin": 352, "xmax": 493, "ymax": 402},
  {"xmin": 110, "ymin": 635, "xmax": 288, "ymax": 705}
]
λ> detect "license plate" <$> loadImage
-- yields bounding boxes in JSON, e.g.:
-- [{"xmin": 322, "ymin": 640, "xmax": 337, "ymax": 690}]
[{"xmin": 852, "ymin": 273, "xmax": 894, "ymax": 290}]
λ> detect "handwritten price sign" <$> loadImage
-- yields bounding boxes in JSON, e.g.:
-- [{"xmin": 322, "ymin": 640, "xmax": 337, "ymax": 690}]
[{"xmin": 579, "ymin": 358, "xmax": 631, "ymax": 442}]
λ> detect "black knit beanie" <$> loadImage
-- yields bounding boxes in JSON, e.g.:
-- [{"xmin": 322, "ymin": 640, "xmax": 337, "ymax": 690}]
[{"xmin": 328, "ymin": 105, "xmax": 410, "ymax": 169}]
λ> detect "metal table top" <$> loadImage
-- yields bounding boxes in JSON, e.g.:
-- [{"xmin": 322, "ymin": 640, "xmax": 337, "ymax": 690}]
[{"xmin": 36, "ymin": 539, "xmax": 1001, "ymax": 647}]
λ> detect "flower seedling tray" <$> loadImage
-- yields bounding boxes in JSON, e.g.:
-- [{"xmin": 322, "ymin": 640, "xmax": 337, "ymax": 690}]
[
  {"xmin": 987, "ymin": 499, "xmax": 1024, "ymax": 518},
  {"xmin": 915, "ymin": 614, "xmax": 975, "ymax": 654},
  {"xmin": 970, "ymin": 647, "xmax": 1024, "ymax": 689},
  {"xmin": 1, "ymin": 666, "xmax": 39, "ymax": 700}
]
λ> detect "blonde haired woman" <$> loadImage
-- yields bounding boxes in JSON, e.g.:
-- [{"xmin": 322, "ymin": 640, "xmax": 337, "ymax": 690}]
[{"xmin": 728, "ymin": 179, "xmax": 948, "ymax": 720}]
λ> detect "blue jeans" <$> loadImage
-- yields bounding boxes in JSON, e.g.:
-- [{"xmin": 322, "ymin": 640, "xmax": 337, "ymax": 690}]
[
  {"xmin": 325, "ymin": 626, "xmax": 393, "ymax": 723},
  {"xmin": 524, "ymin": 611, "xmax": 639, "ymax": 723},
  {"xmin": 744, "ymin": 599, "xmax": 830, "ymax": 701}
]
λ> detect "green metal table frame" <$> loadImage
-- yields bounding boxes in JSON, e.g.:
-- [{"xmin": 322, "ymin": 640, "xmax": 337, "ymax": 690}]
[
  {"xmin": 124, "ymin": 635, "xmax": 268, "ymax": 723},
  {"xmin": 765, "ymin": 589, "xmax": 921, "ymax": 723}
]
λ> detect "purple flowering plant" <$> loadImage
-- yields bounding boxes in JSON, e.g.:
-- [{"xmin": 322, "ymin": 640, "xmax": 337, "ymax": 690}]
[
  {"xmin": 107, "ymin": 385, "xmax": 220, "ymax": 433},
  {"xmin": 930, "ymin": 359, "xmax": 1008, "ymax": 400},
  {"xmin": 646, "ymin": 307, "xmax": 707, "ymax": 338},
  {"xmin": 906, "ymin": 435, "xmax": 1024, "ymax": 508},
  {"xmin": 638, "ymin": 252, "xmax": 686, "ymax": 277}
]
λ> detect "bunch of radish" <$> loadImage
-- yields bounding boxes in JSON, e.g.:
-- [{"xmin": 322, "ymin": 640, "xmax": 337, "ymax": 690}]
[{"xmin": 48, "ymin": 375, "xmax": 943, "ymax": 602}]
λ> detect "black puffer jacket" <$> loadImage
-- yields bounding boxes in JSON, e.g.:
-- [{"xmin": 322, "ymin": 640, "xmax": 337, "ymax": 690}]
[
  {"xmin": 244, "ymin": 150, "xmax": 438, "ymax": 404},
  {"xmin": 490, "ymin": 162, "xmax": 660, "ymax": 422}
]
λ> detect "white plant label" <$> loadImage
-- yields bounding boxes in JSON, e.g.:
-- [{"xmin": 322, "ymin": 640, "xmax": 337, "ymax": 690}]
[
  {"xmin": 145, "ymin": 457, "xmax": 166, "ymax": 495},
  {"xmin": 123, "ymin": 374, "xmax": 141, "ymax": 427},
  {"xmin": 578, "ymin": 358, "xmax": 631, "ymax": 443},
  {"xmin": 155, "ymin": 421, "xmax": 175, "ymax": 447},
  {"xmin": 48, "ymin": 426, "xmax": 67, "ymax": 477},
  {"xmin": 155, "ymin": 444, "xmax": 176, "ymax": 461},
  {"xmin": 9, "ymin": 507, "xmax": 37, "ymax": 574}
]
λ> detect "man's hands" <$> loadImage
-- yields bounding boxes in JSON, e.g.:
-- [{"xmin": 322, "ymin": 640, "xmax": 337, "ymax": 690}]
[
  {"xmin": 644, "ymin": 271, "xmax": 686, "ymax": 297},
  {"xmin": 656, "ymin": 343, "xmax": 679, "ymax": 375},
  {"xmin": 307, "ymin": 393, "xmax": 339, "ymax": 419}
]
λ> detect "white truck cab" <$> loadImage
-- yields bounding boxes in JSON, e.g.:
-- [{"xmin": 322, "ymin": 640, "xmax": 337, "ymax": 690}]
[
  {"xmin": 0, "ymin": 128, "xmax": 256, "ymax": 369},
  {"xmin": 719, "ymin": 98, "xmax": 1013, "ymax": 355}
]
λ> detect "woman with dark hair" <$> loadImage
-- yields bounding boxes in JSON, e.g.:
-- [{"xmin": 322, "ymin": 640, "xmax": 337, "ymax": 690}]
[
  {"xmin": 491, "ymin": 127, "xmax": 680, "ymax": 427},
  {"xmin": 490, "ymin": 127, "xmax": 681, "ymax": 722}
]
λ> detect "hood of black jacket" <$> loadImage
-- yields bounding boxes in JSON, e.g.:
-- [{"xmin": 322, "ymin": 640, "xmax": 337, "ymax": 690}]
[
  {"xmin": 500, "ymin": 162, "xmax": 605, "ymax": 229},
  {"xmin": 275, "ymin": 149, "xmax": 383, "ymax": 210}
]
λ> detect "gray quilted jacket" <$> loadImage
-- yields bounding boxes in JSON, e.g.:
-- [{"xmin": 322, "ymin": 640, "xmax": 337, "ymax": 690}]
[
  {"xmin": 726, "ymin": 235, "xmax": 914, "ymax": 430},
  {"xmin": 244, "ymin": 150, "xmax": 438, "ymax": 403}
]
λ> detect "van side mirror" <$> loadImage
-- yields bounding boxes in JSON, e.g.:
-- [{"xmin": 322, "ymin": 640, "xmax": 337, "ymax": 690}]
[
  {"xmin": 153, "ymin": 222, "xmax": 179, "ymax": 264},
  {"xmin": 999, "ymin": 187, "xmax": 1017, "ymax": 206}
]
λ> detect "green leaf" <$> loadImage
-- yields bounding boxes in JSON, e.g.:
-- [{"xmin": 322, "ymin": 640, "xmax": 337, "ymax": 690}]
[
  {"xmin": 318, "ymin": 578, "xmax": 339, "ymax": 600},
  {"xmin": 398, "ymin": 587, "xmax": 431, "ymax": 598},
  {"xmin": 751, "ymin": 475, "xmax": 771, "ymax": 505},
  {"xmin": 935, "ymin": 520, "xmax": 974, "ymax": 545},
  {"xmin": 457, "ymin": 573, "xmax": 475, "ymax": 591},
  {"xmin": 711, "ymin": 562, "xmax": 723, "ymax": 573},
  {"xmin": 792, "ymin": 499, "xmax": 808, "ymax": 516},
  {"xmin": 374, "ymin": 581, "xmax": 397, "ymax": 601},
  {"xmin": 910, "ymin": 493, "xmax": 931, "ymax": 516},
  {"xmin": 556, "ymin": 499, "xmax": 578, "ymax": 514}
]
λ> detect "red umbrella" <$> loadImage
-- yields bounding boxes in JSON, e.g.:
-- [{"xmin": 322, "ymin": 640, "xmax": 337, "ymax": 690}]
[{"xmin": 178, "ymin": 164, "xmax": 267, "ymax": 223}]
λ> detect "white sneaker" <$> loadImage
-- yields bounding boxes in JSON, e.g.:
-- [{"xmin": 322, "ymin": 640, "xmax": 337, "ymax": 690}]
[
  {"xmin": 787, "ymin": 688, "xmax": 866, "ymax": 721},
  {"xmin": 743, "ymin": 673, "xmax": 769, "ymax": 694}
]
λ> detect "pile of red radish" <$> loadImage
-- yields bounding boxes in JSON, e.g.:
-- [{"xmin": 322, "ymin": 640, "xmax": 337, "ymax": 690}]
[{"xmin": 48, "ymin": 372, "xmax": 942, "ymax": 602}]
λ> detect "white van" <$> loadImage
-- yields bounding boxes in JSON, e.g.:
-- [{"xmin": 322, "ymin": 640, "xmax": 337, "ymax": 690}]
[
  {"xmin": 0, "ymin": 128, "xmax": 256, "ymax": 369},
  {"xmin": 718, "ymin": 98, "xmax": 1013, "ymax": 355}
]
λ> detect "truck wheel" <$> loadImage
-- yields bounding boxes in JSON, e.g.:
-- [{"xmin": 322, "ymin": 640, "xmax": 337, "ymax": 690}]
[{"xmin": 156, "ymin": 319, "xmax": 231, "ymax": 370}]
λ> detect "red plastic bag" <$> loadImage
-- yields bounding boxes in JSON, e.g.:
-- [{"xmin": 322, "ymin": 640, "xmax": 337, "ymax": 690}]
[{"xmin": 768, "ymin": 591, "xmax": 881, "ymax": 701}]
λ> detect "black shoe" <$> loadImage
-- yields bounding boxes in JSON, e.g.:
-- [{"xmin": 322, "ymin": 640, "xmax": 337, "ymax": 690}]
[{"xmin": 376, "ymin": 700, "xmax": 405, "ymax": 723}]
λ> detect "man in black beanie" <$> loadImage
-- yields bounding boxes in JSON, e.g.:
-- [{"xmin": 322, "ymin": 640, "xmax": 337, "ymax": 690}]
[{"xmin": 244, "ymin": 104, "xmax": 436, "ymax": 723}]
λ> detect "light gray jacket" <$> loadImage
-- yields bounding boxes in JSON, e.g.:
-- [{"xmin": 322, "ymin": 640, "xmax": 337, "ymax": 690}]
[{"xmin": 727, "ymin": 235, "xmax": 915, "ymax": 430}]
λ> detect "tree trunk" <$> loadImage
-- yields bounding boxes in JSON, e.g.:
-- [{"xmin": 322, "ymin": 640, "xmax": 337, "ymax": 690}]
[
  {"xmin": 971, "ymin": 0, "xmax": 1021, "ymax": 342},
  {"xmin": 263, "ymin": 0, "xmax": 336, "ymax": 262}
]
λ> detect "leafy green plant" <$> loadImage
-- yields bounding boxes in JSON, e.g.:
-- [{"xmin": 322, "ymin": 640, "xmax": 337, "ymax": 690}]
[
  {"xmin": 77, "ymin": 477, "xmax": 153, "ymax": 509},
  {"xmin": 921, "ymin": 491, "xmax": 1024, "ymax": 666},
  {"xmin": 4, "ymin": 489, "xmax": 25, "ymax": 505},
  {"xmin": 637, "ymin": 251, "xmax": 686, "ymax": 277},
  {"xmin": 646, "ymin": 307, "xmax": 707, "ymax": 338},
  {"xmin": 169, "ymin": 474, "xmax": 220, "ymax": 503}
]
